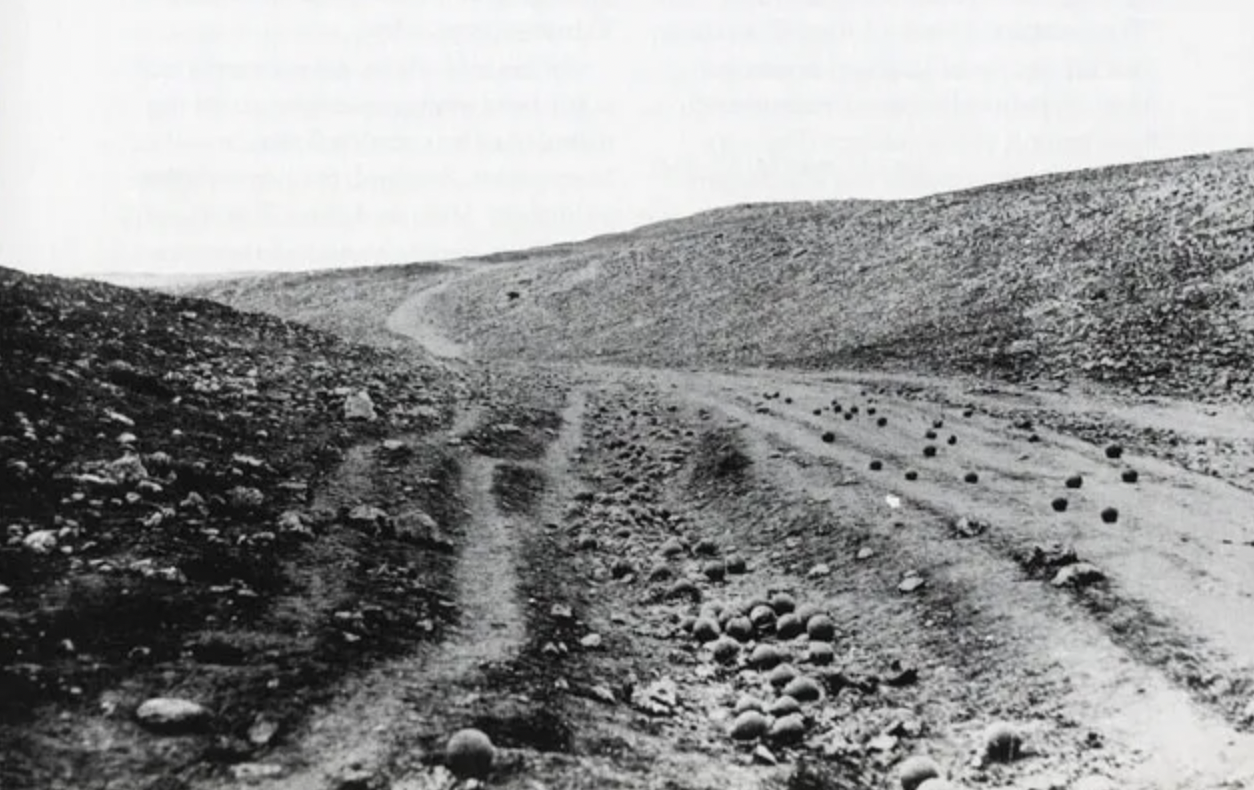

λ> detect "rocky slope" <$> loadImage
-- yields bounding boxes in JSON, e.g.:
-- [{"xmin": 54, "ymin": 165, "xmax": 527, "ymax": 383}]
[
  {"xmin": 193, "ymin": 149, "xmax": 1254, "ymax": 401},
  {"xmin": 0, "ymin": 267, "xmax": 464, "ymax": 787}
]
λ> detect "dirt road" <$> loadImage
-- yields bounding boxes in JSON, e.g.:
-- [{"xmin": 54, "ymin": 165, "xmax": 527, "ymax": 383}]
[{"xmin": 210, "ymin": 281, "xmax": 1254, "ymax": 789}]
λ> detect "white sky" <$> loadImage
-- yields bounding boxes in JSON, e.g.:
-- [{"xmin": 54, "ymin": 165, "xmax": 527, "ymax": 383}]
[{"xmin": 2, "ymin": 1, "xmax": 1252, "ymax": 277}]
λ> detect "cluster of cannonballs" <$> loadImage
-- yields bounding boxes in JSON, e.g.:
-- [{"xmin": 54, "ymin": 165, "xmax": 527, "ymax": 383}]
[{"xmin": 677, "ymin": 591, "xmax": 837, "ymax": 746}]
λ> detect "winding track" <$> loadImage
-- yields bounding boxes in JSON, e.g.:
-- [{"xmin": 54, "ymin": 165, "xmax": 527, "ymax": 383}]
[{"xmin": 383, "ymin": 266, "xmax": 1254, "ymax": 789}]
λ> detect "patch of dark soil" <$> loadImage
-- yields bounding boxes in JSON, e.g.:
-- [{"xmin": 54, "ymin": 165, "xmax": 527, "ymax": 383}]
[
  {"xmin": 491, "ymin": 462, "xmax": 546, "ymax": 516},
  {"xmin": 473, "ymin": 706, "xmax": 574, "ymax": 753},
  {"xmin": 688, "ymin": 426, "xmax": 753, "ymax": 488},
  {"xmin": 463, "ymin": 407, "xmax": 562, "ymax": 460},
  {"xmin": 777, "ymin": 755, "xmax": 873, "ymax": 790}
]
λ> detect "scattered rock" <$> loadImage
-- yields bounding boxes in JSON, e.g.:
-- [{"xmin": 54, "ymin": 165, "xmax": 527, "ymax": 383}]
[
  {"xmin": 963, "ymin": 471, "xmax": 979, "ymax": 484},
  {"xmin": 230, "ymin": 763, "xmax": 285, "ymax": 782},
  {"xmin": 897, "ymin": 575, "xmax": 926, "ymax": 594},
  {"xmin": 446, "ymin": 728, "xmax": 495, "ymax": 779},
  {"xmin": 135, "ymin": 697, "xmax": 211, "ymax": 733},
  {"xmin": 247, "ymin": 714, "xmax": 280, "ymax": 747},
  {"xmin": 1070, "ymin": 775, "xmax": 1117, "ymax": 790},
  {"xmin": 1121, "ymin": 469, "xmax": 1139, "ymax": 483},
  {"xmin": 22, "ymin": 530, "xmax": 57, "ymax": 554},
  {"xmin": 1051, "ymin": 497, "xmax": 1068, "ymax": 512},
  {"xmin": 1100, "ymin": 507, "xmax": 1119, "ymax": 524},
  {"xmin": 1105, "ymin": 444, "xmax": 1123, "ymax": 459},
  {"xmin": 344, "ymin": 390, "xmax": 377, "ymax": 421},
  {"xmin": 1065, "ymin": 474, "xmax": 1083, "ymax": 489},
  {"xmin": 1051, "ymin": 562, "xmax": 1106, "ymax": 588},
  {"xmin": 953, "ymin": 517, "xmax": 987, "ymax": 538},
  {"xmin": 806, "ymin": 562, "xmax": 831, "ymax": 579},
  {"xmin": 580, "ymin": 633, "xmax": 603, "ymax": 649},
  {"xmin": 633, "ymin": 677, "xmax": 679, "ymax": 715}
]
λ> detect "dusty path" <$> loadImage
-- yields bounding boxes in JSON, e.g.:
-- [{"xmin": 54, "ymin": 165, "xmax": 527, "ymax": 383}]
[
  {"xmin": 374, "ymin": 270, "xmax": 1254, "ymax": 788},
  {"xmin": 384, "ymin": 262, "xmax": 481, "ymax": 360},
  {"xmin": 604, "ymin": 364, "xmax": 1254, "ymax": 788}
]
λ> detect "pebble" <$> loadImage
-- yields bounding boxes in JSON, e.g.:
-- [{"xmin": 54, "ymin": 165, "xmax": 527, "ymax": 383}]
[
  {"xmin": 898, "ymin": 576, "xmax": 926, "ymax": 593},
  {"xmin": 135, "ymin": 697, "xmax": 211, "ymax": 733},
  {"xmin": 580, "ymin": 633, "xmax": 603, "ymax": 649},
  {"xmin": 807, "ymin": 562, "xmax": 831, "ymax": 578},
  {"xmin": 1051, "ymin": 562, "xmax": 1105, "ymax": 588},
  {"xmin": 230, "ymin": 763, "xmax": 285, "ymax": 782},
  {"xmin": 22, "ymin": 530, "xmax": 57, "ymax": 553}
]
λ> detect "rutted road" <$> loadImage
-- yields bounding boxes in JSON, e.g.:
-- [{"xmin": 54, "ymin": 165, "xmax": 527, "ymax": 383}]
[{"xmin": 383, "ymin": 274, "xmax": 1254, "ymax": 789}]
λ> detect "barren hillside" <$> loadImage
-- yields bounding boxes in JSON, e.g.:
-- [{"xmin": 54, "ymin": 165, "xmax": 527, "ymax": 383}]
[
  {"xmin": 11, "ymin": 151, "xmax": 1254, "ymax": 790},
  {"xmin": 194, "ymin": 149, "xmax": 1254, "ymax": 402}
]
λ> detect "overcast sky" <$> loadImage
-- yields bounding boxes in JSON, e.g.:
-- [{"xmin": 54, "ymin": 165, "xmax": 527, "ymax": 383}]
[{"xmin": 3, "ymin": 1, "xmax": 1252, "ymax": 277}]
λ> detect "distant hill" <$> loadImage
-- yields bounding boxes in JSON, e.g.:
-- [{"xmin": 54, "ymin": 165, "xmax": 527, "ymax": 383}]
[
  {"xmin": 86, "ymin": 270, "xmax": 276, "ymax": 290},
  {"xmin": 192, "ymin": 149, "xmax": 1254, "ymax": 401}
]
